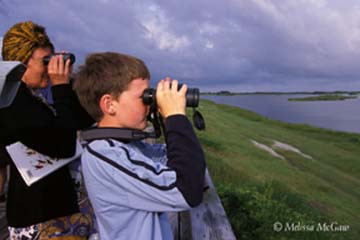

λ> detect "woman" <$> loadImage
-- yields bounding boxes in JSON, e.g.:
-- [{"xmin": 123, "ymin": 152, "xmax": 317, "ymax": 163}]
[{"xmin": 0, "ymin": 21, "xmax": 94, "ymax": 239}]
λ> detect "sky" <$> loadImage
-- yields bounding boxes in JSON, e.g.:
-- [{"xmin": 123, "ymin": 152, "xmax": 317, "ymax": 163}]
[{"xmin": 1, "ymin": 0, "xmax": 360, "ymax": 92}]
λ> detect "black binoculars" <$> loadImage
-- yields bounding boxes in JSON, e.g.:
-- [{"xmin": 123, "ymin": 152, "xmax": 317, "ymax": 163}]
[
  {"xmin": 142, "ymin": 85, "xmax": 200, "ymax": 107},
  {"xmin": 43, "ymin": 53, "xmax": 76, "ymax": 65}
]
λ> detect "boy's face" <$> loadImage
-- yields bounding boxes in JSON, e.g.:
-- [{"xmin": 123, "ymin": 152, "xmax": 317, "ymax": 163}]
[{"xmin": 112, "ymin": 78, "xmax": 150, "ymax": 130}]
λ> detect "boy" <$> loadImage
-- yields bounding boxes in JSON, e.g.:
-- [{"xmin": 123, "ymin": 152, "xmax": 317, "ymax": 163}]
[{"xmin": 74, "ymin": 52, "xmax": 206, "ymax": 240}]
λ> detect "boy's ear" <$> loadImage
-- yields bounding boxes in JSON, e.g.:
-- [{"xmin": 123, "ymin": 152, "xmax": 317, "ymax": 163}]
[{"xmin": 99, "ymin": 94, "xmax": 116, "ymax": 115}]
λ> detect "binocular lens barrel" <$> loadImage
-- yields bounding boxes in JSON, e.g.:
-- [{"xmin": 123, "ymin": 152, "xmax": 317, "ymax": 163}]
[
  {"xmin": 43, "ymin": 53, "xmax": 76, "ymax": 65},
  {"xmin": 142, "ymin": 87, "xmax": 200, "ymax": 107}
]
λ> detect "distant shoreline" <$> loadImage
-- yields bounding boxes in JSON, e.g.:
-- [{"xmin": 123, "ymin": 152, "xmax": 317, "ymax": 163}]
[
  {"xmin": 201, "ymin": 91, "xmax": 358, "ymax": 101},
  {"xmin": 288, "ymin": 94, "xmax": 357, "ymax": 101},
  {"xmin": 201, "ymin": 91, "xmax": 360, "ymax": 96}
]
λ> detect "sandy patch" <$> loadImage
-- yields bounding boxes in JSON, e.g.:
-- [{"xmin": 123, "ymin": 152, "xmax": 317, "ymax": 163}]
[
  {"xmin": 272, "ymin": 140, "xmax": 312, "ymax": 159},
  {"xmin": 251, "ymin": 140, "xmax": 285, "ymax": 159},
  {"xmin": 251, "ymin": 139, "xmax": 312, "ymax": 160}
]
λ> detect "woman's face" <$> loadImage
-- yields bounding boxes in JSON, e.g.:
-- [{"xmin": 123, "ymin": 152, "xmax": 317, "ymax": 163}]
[{"xmin": 22, "ymin": 47, "xmax": 53, "ymax": 89}]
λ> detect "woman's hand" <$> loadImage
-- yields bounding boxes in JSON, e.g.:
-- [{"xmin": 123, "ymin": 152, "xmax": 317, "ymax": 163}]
[
  {"xmin": 47, "ymin": 52, "xmax": 71, "ymax": 86},
  {"xmin": 156, "ymin": 77, "xmax": 187, "ymax": 118}
]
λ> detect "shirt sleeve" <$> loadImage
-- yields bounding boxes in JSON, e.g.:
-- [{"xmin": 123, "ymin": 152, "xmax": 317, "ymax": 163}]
[
  {"xmin": 164, "ymin": 115, "xmax": 206, "ymax": 207},
  {"xmin": 52, "ymin": 84, "xmax": 94, "ymax": 129},
  {"xmin": 1, "ymin": 83, "xmax": 90, "ymax": 159}
]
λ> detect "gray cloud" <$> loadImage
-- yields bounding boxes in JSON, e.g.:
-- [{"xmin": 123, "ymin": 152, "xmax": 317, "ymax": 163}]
[{"xmin": 1, "ymin": 0, "xmax": 360, "ymax": 91}]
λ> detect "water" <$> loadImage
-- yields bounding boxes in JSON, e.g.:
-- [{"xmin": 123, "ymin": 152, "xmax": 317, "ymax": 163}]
[{"xmin": 202, "ymin": 94, "xmax": 360, "ymax": 134}]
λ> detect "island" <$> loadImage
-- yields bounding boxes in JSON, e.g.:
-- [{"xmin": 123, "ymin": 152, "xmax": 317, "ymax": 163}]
[{"xmin": 288, "ymin": 94, "xmax": 357, "ymax": 101}]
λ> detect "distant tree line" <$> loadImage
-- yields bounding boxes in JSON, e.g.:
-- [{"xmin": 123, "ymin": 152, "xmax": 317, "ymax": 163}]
[{"xmin": 201, "ymin": 90, "xmax": 360, "ymax": 95}]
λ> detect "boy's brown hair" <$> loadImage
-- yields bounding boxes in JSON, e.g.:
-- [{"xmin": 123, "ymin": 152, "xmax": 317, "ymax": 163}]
[{"xmin": 74, "ymin": 52, "xmax": 150, "ymax": 121}]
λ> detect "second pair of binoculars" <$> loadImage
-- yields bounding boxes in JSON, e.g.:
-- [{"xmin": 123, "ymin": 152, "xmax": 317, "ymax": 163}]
[
  {"xmin": 43, "ymin": 53, "xmax": 76, "ymax": 65},
  {"xmin": 142, "ymin": 84, "xmax": 200, "ymax": 108}
]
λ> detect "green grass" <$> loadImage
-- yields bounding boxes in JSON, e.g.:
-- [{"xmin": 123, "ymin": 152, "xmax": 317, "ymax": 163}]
[
  {"xmin": 192, "ymin": 99, "xmax": 360, "ymax": 239},
  {"xmin": 288, "ymin": 94, "xmax": 357, "ymax": 101}
]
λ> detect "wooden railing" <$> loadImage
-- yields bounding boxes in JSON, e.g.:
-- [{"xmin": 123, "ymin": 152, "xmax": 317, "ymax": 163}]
[{"xmin": 169, "ymin": 170, "xmax": 236, "ymax": 240}]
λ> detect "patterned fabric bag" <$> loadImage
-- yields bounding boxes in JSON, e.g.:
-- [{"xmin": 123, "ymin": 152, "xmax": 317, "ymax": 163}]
[
  {"xmin": 9, "ymin": 159, "xmax": 97, "ymax": 240},
  {"xmin": 9, "ymin": 212, "xmax": 91, "ymax": 240}
]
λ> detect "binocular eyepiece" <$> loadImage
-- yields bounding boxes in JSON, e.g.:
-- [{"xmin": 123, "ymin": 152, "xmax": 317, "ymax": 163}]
[
  {"xmin": 142, "ymin": 85, "xmax": 200, "ymax": 107},
  {"xmin": 43, "ymin": 53, "xmax": 76, "ymax": 65}
]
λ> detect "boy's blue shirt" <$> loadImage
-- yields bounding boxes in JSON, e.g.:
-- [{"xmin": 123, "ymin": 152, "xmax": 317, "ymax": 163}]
[{"xmin": 82, "ymin": 115, "xmax": 206, "ymax": 240}]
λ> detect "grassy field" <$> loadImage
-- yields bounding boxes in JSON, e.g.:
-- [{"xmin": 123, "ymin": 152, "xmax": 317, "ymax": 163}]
[{"xmin": 192, "ymin": 99, "xmax": 360, "ymax": 240}]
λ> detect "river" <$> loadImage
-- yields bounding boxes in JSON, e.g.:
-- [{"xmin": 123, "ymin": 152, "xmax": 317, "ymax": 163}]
[{"xmin": 202, "ymin": 94, "xmax": 360, "ymax": 134}]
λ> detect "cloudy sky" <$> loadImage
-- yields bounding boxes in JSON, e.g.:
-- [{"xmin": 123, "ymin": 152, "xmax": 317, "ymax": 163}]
[{"xmin": 1, "ymin": 0, "xmax": 360, "ymax": 92}]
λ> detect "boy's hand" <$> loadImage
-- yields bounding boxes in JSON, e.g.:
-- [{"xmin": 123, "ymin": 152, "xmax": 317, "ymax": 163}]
[
  {"xmin": 156, "ymin": 77, "xmax": 187, "ymax": 118},
  {"xmin": 47, "ymin": 51, "xmax": 71, "ymax": 86}
]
